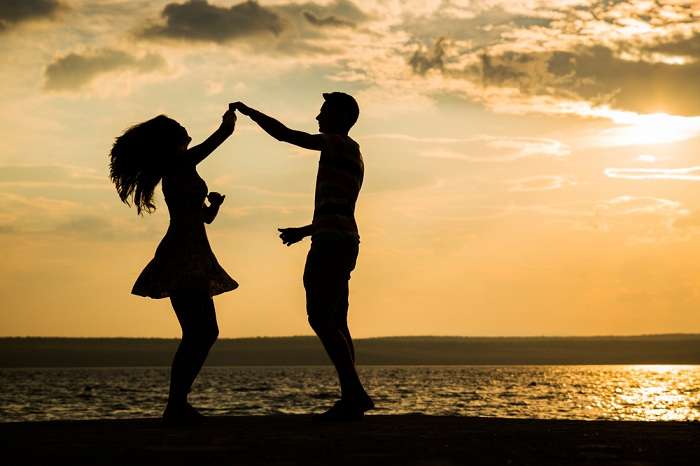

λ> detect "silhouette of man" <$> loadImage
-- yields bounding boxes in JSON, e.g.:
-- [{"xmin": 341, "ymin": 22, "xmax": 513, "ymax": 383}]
[{"xmin": 232, "ymin": 93, "xmax": 373, "ymax": 420}]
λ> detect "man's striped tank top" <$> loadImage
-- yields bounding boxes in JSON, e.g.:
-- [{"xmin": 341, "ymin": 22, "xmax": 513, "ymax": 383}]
[{"xmin": 312, "ymin": 134, "xmax": 364, "ymax": 240}]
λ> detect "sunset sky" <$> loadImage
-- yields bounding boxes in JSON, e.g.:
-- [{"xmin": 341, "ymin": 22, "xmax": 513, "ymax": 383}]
[{"xmin": 2, "ymin": 0, "xmax": 700, "ymax": 338}]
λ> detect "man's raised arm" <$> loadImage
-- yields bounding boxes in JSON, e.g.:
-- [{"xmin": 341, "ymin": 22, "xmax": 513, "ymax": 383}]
[{"xmin": 231, "ymin": 101, "xmax": 325, "ymax": 151}]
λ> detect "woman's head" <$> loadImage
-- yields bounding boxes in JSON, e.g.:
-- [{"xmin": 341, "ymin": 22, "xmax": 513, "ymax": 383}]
[{"xmin": 109, "ymin": 115, "xmax": 189, "ymax": 214}]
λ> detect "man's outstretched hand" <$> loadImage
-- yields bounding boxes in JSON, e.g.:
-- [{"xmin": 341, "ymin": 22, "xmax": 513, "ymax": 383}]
[
  {"xmin": 230, "ymin": 101, "xmax": 252, "ymax": 116},
  {"xmin": 278, "ymin": 227, "xmax": 306, "ymax": 246}
]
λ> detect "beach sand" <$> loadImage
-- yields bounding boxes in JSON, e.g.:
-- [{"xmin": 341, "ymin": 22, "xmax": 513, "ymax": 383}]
[{"xmin": 2, "ymin": 415, "xmax": 698, "ymax": 465}]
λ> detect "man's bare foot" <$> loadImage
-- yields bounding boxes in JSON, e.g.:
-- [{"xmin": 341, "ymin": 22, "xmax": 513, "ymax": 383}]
[
  {"xmin": 162, "ymin": 402, "xmax": 205, "ymax": 427},
  {"xmin": 312, "ymin": 395, "xmax": 374, "ymax": 422}
]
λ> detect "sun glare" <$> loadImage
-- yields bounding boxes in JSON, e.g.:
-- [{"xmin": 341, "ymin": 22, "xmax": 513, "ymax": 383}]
[
  {"xmin": 597, "ymin": 111, "xmax": 700, "ymax": 146},
  {"xmin": 563, "ymin": 104, "xmax": 700, "ymax": 146},
  {"xmin": 637, "ymin": 154, "xmax": 657, "ymax": 162},
  {"xmin": 631, "ymin": 364, "xmax": 684, "ymax": 373}
]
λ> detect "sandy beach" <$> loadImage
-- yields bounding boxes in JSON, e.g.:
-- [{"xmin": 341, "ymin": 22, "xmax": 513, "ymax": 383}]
[{"xmin": 2, "ymin": 415, "xmax": 698, "ymax": 465}]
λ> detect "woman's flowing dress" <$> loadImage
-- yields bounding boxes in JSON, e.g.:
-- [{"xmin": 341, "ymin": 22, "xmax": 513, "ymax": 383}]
[{"xmin": 132, "ymin": 167, "xmax": 237, "ymax": 298}]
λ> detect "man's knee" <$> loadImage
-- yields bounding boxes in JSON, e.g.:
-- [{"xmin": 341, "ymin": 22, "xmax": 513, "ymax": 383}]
[{"xmin": 307, "ymin": 312, "xmax": 336, "ymax": 335}]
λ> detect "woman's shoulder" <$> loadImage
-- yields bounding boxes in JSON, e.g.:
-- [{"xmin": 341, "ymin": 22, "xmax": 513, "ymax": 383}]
[{"xmin": 163, "ymin": 157, "xmax": 196, "ymax": 177}]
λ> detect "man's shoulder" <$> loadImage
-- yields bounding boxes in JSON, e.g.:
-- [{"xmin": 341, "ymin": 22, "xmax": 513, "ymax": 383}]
[{"xmin": 323, "ymin": 134, "xmax": 360, "ymax": 153}]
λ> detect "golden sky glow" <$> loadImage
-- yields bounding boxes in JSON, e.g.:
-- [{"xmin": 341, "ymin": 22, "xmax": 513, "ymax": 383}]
[{"xmin": 2, "ymin": 0, "xmax": 700, "ymax": 337}]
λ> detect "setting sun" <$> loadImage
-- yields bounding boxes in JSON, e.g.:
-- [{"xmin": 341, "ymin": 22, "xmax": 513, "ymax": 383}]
[{"xmin": 596, "ymin": 110, "xmax": 700, "ymax": 146}]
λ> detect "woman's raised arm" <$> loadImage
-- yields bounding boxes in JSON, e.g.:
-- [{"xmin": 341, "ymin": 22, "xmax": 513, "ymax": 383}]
[{"xmin": 185, "ymin": 108, "xmax": 237, "ymax": 166}]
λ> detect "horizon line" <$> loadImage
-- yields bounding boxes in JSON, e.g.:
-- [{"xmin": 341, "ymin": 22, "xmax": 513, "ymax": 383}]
[{"xmin": 1, "ymin": 333, "xmax": 699, "ymax": 340}]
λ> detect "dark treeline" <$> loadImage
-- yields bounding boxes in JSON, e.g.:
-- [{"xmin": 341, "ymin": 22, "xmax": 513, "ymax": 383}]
[{"xmin": 1, "ymin": 335, "xmax": 699, "ymax": 367}]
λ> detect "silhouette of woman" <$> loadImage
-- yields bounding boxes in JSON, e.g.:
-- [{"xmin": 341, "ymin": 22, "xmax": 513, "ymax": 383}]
[{"xmin": 109, "ymin": 108, "xmax": 238, "ymax": 425}]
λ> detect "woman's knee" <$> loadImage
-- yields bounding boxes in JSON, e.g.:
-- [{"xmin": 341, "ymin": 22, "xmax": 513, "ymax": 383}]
[
  {"xmin": 208, "ymin": 324, "xmax": 219, "ymax": 346},
  {"xmin": 175, "ymin": 295, "xmax": 218, "ymax": 345},
  {"xmin": 182, "ymin": 319, "xmax": 218, "ymax": 348},
  {"xmin": 199, "ymin": 322, "xmax": 219, "ymax": 348}
]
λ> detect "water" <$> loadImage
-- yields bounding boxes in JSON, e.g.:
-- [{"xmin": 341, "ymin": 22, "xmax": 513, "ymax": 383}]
[{"xmin": 1, "ymin": 365, "xmax": 698, "ymax": 423}]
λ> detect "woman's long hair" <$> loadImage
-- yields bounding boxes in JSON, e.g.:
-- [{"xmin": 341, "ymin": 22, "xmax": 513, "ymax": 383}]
[{"xmin": 109, "ymin": 115, "xmax": 185, "ymax": 215}]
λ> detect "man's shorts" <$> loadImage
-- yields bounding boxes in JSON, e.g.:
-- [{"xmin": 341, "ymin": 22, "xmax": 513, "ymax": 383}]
[{"xmin": 303, "ymin": 236, "xmax": 359, "ymax": 327}]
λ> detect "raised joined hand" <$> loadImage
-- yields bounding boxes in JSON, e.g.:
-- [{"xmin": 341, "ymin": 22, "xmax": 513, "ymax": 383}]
[
  {"xmin": 220, "ymin": 107, "xmax": 237, "ymax": 133},
  {"xmin": 230, "ymin": 101, "xmax": 252, "ymax": 116}
]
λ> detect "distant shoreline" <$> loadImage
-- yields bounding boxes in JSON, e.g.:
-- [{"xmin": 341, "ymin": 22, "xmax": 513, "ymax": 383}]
[
  {"xmin": 2, "ymin": 335, "xmax": 699, "ymax": 367},
  {"xmin": 3, "ymin": 333, "xmax": 698, "ymax": 339}
]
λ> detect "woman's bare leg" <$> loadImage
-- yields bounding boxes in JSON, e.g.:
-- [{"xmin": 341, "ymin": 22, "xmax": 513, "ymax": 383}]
[{"xmin": 166, "ymin": 293, "xmax": 218, "ymax": 414}]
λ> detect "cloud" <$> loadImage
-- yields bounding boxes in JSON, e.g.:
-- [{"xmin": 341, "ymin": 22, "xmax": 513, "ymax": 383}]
[
  {"xmin": 0, "ymin": 187, "xmax": 152, "ymax": 239},
  {"xmin": 471, "ymin": 45, "xmax": 700, "ymax": 116},
  {"xmin": 0, "ymin": 191, "xmax": 82, "ymax": 234},
  {"xmin": 0, "ymin": 164, "xmax": 108, "ymax": 189},
  {"xmin": 547, "ymin": 46, "xmax": 700, "ymax": 116},
  {"xmin": 44, "ymin": 48, "xmax": 166, "ymax": 91},
  {"xmin": 302, "ymin": 11, "xmax": 354, "ymax": 28},
  {"xmin": 644, "ymin": 32, "xmax": 700, "ymax": 61},
  {"xmin": 52, "ymin": 214, "xmax": 125, "ymax": 239},
  {"xmin": 409, "ymin": 37, "xmax": 447, "ymax": 75},
  {"xmin": 400, "ymin": 4, "xmax": 553, "ymax": 46},
  {"xmin": 277, "ymin": 0, "xmax": 367, "ymax": 27},
  {"xmin": 592, "ymin": 196, "xmax": 690, "ymax": 241},
  {"xmin": 506, "ymin": 193, "xmax": 690, "ymax": 241},
  {"xmin": 138, "ymin": 0, "xmax": 373, "ymax": 57},
  {"xmin": 508, "ymin": 175, "xmax": 575, "ymax": 192},
  {"xmin": 599, "ymin": 196, "xmax": 685, "ymax": 216},
  {"xmin": 400, "ymin": 1, "xmax": 700, "ymax": 116},
  {"xmin": 142, "ymin": 0, "xmax": 283, "ymax": 43},
  {"xmin": 0, "ymin": 0, "xmax": 60, "ymax": 31},
  {"xmin": 604, "ymin": 166, "xmax": 700, "ymax": 181},
  {"xmin": 370, "ymin": 133, "xmax": 570, "ymax": 162},
  {"xmin": 141, "ymin": 0, "xmax": 367, "ymax": 53}
]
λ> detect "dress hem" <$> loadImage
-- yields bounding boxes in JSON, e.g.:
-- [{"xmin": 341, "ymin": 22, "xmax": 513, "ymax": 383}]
[{"xmin": 131, "ymin": 282, "xmax": 239, "ymax": 300}]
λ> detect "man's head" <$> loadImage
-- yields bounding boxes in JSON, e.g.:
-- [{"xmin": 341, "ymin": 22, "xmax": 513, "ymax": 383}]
[{"xmin": 316, "ymin": 92, "xmax": 359, "ymax": 135}]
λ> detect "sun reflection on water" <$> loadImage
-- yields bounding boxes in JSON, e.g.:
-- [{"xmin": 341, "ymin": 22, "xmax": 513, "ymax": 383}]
[
  {"xmin": 1, "ymin": 365, "xmax": 699, "ymax": 422},
  {"xmin": 602, "ymin": 365, "xmax": 698, "ymax": 421}
]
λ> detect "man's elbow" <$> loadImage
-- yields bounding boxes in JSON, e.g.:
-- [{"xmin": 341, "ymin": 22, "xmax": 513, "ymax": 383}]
[
  {"xmin": 271, "ymin": 131, "xmax": 289, "ymax": 143},
  {"xmin": 267, "ymin": 123, "xmax": 293, "ymax": 142}
]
